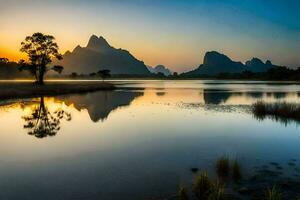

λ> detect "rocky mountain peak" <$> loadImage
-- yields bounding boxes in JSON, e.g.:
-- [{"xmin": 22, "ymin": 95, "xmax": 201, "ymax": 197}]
[{"xmin": 86, "ymin": 35, "xmax": 111, "ymax": 51}]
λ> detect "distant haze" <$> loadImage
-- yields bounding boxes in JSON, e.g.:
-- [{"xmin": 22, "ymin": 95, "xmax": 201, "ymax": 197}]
[{"xmin": 0, "ymin": 0, "xmax": 299, "ymax": 72}]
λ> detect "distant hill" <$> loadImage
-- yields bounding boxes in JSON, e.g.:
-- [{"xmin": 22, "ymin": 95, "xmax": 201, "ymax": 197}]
[
  {"xmin": 245, "ymin": 58, "xmax": 278, "ymax": 72},
  {"xmin": 147, "ymin": 65, "xmax": 172, "ymax": 76},
  {"xmin": 183, "ymin": 51, "xmax": 281, "ymax": 76},
  {"xmin": 56, "ymin": 35, "xmax": 150, "ymax": 75}
]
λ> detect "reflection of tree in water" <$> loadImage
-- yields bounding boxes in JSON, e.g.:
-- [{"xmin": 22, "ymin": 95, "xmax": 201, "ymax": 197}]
[
  {"xmin": 22, "ymin": 97, "xmax": 71, "ymax": 138},
  {"xmin": 156, "ymin": 92, "xmax": 166, "ymax": 96}
]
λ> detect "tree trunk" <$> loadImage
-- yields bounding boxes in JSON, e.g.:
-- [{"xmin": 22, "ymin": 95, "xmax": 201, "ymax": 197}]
[
  {"xmin": 38, "ymin": 72, "xmax": 44, "ymax": 85},
  {"xmin": 37, "ymin": 65, "xmax": 45, "ymax": 85}
]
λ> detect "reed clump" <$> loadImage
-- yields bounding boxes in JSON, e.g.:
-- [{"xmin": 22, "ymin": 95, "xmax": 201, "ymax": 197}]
[
  {"xmin": 193, "ymin": 172, "xmax": 212, "ymax": 199},
  {"xmin": 253, "ymin": 101, "xmax": 300, "ymax": 122}
]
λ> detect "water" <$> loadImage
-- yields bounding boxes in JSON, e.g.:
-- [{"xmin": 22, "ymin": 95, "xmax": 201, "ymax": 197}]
[{"xmin": 0, "ymin": 80, "xmax": 299, "ymax": 200}]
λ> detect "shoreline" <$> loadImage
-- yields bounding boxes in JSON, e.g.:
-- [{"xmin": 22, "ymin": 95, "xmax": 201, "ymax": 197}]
[{"xmin": 0, "ymin": 81, "xmax": 115, "ymax": 100}]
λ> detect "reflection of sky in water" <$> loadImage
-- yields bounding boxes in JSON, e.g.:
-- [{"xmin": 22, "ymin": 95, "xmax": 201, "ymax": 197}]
[{"xmin": 0, "ymin": 81, "xmax": 299, "ymax": 200}]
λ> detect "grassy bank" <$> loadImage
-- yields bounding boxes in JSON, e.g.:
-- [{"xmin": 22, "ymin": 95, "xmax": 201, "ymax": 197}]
[{"xmin": 0, "ymin": 81, "xmax": 115, "ymax": 100}]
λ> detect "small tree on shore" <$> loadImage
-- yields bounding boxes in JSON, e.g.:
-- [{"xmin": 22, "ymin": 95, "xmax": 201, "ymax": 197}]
[
  {"xmin": 97, "ymin": 69, "xmax": 111, "ymax": 81},
  {"xmin": 20, "ymin": 32, "xmax": 63, "ymax": 84}
]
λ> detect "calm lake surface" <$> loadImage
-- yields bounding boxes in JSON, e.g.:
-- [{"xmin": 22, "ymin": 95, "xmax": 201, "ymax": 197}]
[{"xmin": 0, "ymin": 80, "xmax": 300, "ymax": 200}]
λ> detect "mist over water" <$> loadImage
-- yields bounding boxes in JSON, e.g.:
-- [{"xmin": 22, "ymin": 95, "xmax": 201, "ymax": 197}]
[{"xmin": 0, "ymin": 80, "xmax": 299, "ymax": 200}]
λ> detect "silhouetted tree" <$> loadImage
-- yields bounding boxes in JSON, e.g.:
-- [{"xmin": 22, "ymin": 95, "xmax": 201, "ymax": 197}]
[
  {"xmin": 70, "ymin": 72, "xmax": 78, "ymax": 78},
  {"xmin": 22, "ymin": 97, "xmax": 71, "ymax": 138},
  {"xmin": 97, "ymin": 69, "xmax": 111, "ymax": 81},
  {"xmin": 20, "ymin": 32, "xmax": 63, "ymax": 84},
  {"xmin": 89, "ymin": 72, "xmax": 96, "ymax": 77}
]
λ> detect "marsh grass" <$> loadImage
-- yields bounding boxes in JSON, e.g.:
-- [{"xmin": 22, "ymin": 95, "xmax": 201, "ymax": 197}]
[
  {"xmin": 216, "ymin": 156, "xmax": 230, "ymax": 179},
  {"xmin": 178, "ymin": 186, "xmax": 189, "ymax": 200},
  {"xmin": 193, "ymin": 172, "xmax": 212, "ymax": 199},
  {"xmin": 232, "ymin": 160, "xmax": 242, "ymax": 183},
  {"xmin": 265, "ymin": 186, "xmax": 282, "ymax": 200},
  {"xmin": 253, "ymin": 101, "xmax": 300, "ymax": 123}
]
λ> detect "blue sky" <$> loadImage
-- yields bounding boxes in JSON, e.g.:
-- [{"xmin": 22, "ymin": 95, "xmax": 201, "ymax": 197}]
[{"xmin": 0, "ymin": 0, "xmax": 299, "ymax": 72}]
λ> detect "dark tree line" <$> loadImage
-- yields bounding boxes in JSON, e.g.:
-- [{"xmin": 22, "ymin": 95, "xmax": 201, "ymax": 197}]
[
  {"xmin": 180, "ymin": 67, "xmax": 300, "ymax": 81},
  {"xmin": 213, "ymin": 67, "xmax": 300, "ymax": 81},
  {"xmin": 0, "ymin": 57, "xmax": 30, "ymax": 79}
]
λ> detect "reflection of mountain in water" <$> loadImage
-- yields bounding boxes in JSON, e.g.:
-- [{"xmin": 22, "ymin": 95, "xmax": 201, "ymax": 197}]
[
  {"xmin": 203, "ymin": 90, "xmax": 234, "ymax": 104},
  {"xmin": 60, "ymin": 91, "xmax": 143, "ymax": 122}
]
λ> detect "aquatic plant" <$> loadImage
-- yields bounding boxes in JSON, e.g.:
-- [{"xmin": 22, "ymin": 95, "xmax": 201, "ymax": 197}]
[
  {"xmin": 193, "ymin": 172, "xmax": 212, "ymax": 199},
  {"xmin": 232, "ymin": 159, "xmax": 242, "ymax": 182},
  {"xmin": 265, "ymin": 186, "xmax": 282, "ymax": 200},
  {"xmin": 178, "ymin": 186, "xmax": 189, "ymax": 200},
  {"xmin": 253, "ymin": 101, "xmax": 300, "ymax": 123},
  {"xmin": 216, "ymin": 156, "xmax": 230, "ymax": 179},
  {"xmin": 207, "ymin": 182, "xmax": 226, "ymax": 200}
]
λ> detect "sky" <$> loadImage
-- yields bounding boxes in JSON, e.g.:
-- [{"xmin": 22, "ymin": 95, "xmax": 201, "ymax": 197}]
[{"xmin": 0, "ymin": 0, "xmax": 299, "ymax": 72}]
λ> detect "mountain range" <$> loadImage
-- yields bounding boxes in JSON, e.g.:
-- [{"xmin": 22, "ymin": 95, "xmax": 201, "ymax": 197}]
[
  {"xmin": 56, "ymin": 35, "xmax": 150, "ymax": 75},
  {"xmin": 184, "ymin": 51, "xmax": 281, "ymax": 76},
  {"xmin": 56, "ymin": 35, "xmax": 284, "ymax": 76}
]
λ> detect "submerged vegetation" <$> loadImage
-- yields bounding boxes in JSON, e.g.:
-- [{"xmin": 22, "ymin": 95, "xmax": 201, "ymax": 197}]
[
  {"xmin": 216, "ymin": 156, "xmax": 230, "ymax": 179},
  {"xmin": 253, "ymin": 101, "xmax": 300, "ymax": 123},
  {"xmin": 265, "ymin": 186, "xmax": 282, "ymax": 200},
  {"xmin": 232, "ymin": 160, "xmax": 242, "ymax": 183},
  {"xmin": 173, "ymin": 156, "xmax": 300, "ymax": 200},
  {"xmin": 207, "ymin": 182, "xmax": 225, "ymax": 200},
  {"xmin": 178, "ymin": 186, "xmax": 189, "ymax": 200}
]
